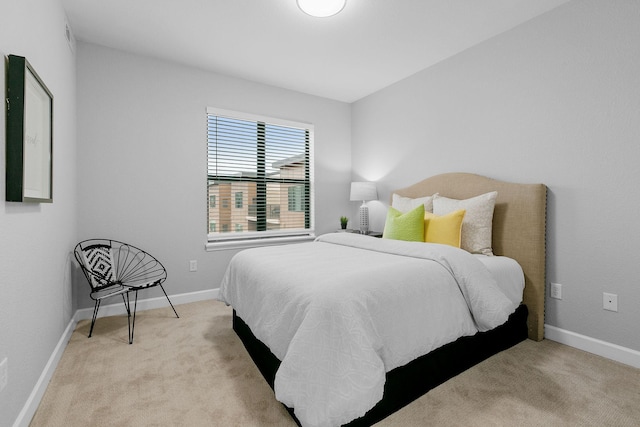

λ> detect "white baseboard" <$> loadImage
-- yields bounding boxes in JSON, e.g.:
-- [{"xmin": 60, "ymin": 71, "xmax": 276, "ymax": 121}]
[
  {"xmin": 545, "ymin": 324, "xmax": 640, "ymax": 369},
  {"xmin": 13, "ymin": 288, "xmax": 219, "ymax": 427},
  {"xmin": 12, "ymin": 312, "xmax": 77, "ymax": 427},
  {"xmin": 75, "ymin": 288, "xmax": 219, "ymax": 320}
]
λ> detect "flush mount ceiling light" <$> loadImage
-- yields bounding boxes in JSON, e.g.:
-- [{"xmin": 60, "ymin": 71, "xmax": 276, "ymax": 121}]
[{"xmin": 297, "ymin": 0, "xmax": 346, "ymax": 17}]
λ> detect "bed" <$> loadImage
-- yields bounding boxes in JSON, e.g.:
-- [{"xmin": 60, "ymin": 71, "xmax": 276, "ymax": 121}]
[{"xmin": 218, "ymin": 173, "xmax": 547, "ymax": 427}]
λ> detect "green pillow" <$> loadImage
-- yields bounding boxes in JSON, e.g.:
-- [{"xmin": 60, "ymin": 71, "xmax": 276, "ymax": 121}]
[{"xmin": 382, "ymin": 204, "xmax": 425, "ymax": 242}]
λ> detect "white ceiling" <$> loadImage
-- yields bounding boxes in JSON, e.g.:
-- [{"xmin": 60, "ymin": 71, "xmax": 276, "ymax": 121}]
[{"xmin": 62, "ymin": 0, "xmax": 570, "ymax": 103}]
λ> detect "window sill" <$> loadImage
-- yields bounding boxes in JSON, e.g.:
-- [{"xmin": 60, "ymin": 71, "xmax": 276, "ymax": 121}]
[{"xmin": 205, "ymin": 234, "xmax": 316, "ymax": 252}]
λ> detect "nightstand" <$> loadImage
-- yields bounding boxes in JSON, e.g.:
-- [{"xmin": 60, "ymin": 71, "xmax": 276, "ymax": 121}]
[{"xmin": 337, "ymin": 229, "xmax": 383, "ymax": 238}]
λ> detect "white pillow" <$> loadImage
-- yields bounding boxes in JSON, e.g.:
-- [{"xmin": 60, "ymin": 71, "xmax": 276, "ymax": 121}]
[
  {"xmin": 433, "ymin": 191, "xmax": 497, "ymax": 255},
  {"xmin": 391, "ymin": 193, "xmax": 437, "ymax": 213}
]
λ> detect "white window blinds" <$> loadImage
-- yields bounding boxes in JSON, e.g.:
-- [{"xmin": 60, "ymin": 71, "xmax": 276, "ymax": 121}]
[{"xmin": 207, "ymin": 107, "xmax": 314, "ymax": 244}]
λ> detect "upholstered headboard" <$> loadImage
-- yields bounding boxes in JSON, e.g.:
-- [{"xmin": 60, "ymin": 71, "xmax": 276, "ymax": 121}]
[{"xmin": 393, "ymin": 173, "xmax": 547, "ymax": 341}]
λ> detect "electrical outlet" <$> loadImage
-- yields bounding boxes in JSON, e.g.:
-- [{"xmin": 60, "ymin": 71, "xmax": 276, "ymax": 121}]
[
  {"xmin": 189, "ymin": 260, "xmax": 197, "ymax": 272},
  {"xmin": 603, "ymin": 292, "xmax": 618, "ymax": 312},
  {"xmin": 550, "ymin": 282, "xmax": 562, "ymax": 300},
  {"xmin": 0, "ymin": 357, "xmax": 7, "ymax": 392}
]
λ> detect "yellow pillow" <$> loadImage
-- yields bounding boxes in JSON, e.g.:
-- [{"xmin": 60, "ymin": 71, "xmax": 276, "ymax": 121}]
[
  {"xmin": 424, "ymin": 209, "xmax": 466, "ymax": 248},
  {"xmin": 382, "ymin": 205, "xmax": 425, "ymax": 242}
]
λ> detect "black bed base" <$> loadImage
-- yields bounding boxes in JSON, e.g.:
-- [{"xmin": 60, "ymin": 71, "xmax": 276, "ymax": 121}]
[{"xmin": 233, "ymin": 304, "xmax": 528, "ymax": 427}]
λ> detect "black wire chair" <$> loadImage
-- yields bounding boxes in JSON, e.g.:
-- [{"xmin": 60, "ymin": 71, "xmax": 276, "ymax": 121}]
[{"xmin": 74, "ymin": 239, "xmax": 179, "ymax": 344}]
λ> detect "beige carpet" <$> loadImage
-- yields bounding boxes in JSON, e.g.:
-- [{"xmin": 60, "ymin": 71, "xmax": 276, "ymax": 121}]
[{"xmin": 31, "ymin": 300, "xmax": 640, "ymax": 427}]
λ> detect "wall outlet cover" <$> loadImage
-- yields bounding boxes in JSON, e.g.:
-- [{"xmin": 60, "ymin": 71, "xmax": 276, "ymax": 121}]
[
  {"xmin": 550, "ymin": 282, "xmax": 562, "ymax": 300},
  {"xmin": 603, "ymin": 292, "xmax": 618, "ymax": 312},
  {"xmin": 0, "ymin": 357, "xmax": 7, "ymax": 392}
]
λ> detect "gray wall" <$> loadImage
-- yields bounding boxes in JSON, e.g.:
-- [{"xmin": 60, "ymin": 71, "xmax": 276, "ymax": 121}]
[
  {"xmin": 352, "ymin": 0, "xmax": 640, "ymax": 351},
  {"xmin": 0, "ymin": 0, "xmax": 77, "ymax": 425},
  {"xmin": 75, "ymin": 42, "xmax": 352, "ymax": 307},
  {"xmin": 5, "ymin": 0, "xmax": 640, "ymax": 424}
]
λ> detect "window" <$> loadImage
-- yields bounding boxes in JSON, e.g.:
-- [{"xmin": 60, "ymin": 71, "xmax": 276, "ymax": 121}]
[
  {"xmin": 207, "ymin": 107, "xmax": 314, "ymax": 249},
  {"xmin": 288, "ymin": 185, "xmax": 305, "ymax": 212}
]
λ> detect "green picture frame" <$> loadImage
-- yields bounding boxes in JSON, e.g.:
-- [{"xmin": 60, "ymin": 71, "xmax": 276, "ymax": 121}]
[{"xmin": 6, "ymin": 54, "xmax": 54, "ymax": 203}]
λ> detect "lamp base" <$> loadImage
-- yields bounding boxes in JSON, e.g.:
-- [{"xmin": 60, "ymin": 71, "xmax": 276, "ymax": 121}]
[{"xmin": 359, "ymin": 203, "xmax": 369, "ymax": 234}]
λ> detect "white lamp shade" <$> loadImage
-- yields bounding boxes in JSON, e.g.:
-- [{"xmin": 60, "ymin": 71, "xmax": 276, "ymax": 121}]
[
  {"xmin": 350, "ymin": 182, "xmax": 378, "ymax": 202},
  {"xmin": 297, "ymin": 0, "xmax": 346, "ymax": 17}
]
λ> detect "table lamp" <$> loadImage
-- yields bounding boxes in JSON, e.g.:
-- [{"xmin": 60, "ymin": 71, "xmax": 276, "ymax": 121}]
[{"xmin": 350, "ymin": 182, "xmax": 378, "ymax": 234}]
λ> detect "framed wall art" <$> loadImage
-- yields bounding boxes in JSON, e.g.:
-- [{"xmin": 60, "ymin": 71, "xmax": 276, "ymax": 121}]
[{"xmin": 6, "ymin": 54, "xmax": 53, "ymax": 203}]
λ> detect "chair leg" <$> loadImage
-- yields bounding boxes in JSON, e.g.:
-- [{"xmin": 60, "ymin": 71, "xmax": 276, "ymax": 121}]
[
  {"xmin": 117, "ymin": 286, "xmax": 175, "ymax": 344},
  {"xmin": 121, "ymin": 292, "xmax": 133, "ymax": 345},
  {"xmin": 159, "ymin": 284, "xmax": 179, "ymax": 319},
  {"xmin": 89, "ymin": 300, "xmax": 101, "ymax": 338},
  {"xmin": 129, "ymin": 290, "xmax": 139, "ymax": 344}
]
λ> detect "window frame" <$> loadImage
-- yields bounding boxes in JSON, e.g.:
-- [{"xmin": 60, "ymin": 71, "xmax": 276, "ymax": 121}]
[{"xmin": 205, "ymin": 107, "xmax": 315, "ymax": 251}]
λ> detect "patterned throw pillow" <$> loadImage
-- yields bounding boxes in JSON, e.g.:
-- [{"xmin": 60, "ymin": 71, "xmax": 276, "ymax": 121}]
[
  {"xmin": 433, "ymin": 192, "xmax": 497, "ymax": 255},
  {"xmin": 82, "ymin": 246, "xmax": 115, "ymax": 289}
]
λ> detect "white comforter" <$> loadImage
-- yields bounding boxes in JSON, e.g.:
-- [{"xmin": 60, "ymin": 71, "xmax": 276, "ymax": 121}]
[{"xmin": 218, "ymin": 233, "xmax": 517, "ymax": 427}]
